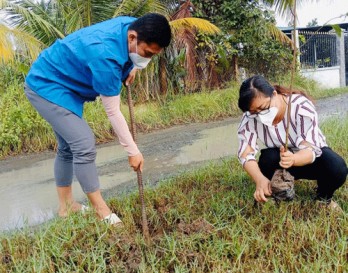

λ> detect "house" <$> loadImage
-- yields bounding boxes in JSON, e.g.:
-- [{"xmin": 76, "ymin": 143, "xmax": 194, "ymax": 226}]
[{"xmin": 280, "ymin": 23, "xmax": 348, "ymax": 88}]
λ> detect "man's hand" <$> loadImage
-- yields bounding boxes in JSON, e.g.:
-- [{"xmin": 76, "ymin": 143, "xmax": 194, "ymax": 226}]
[
  {"xmin": 254, "ymin": 177, "xmax": 272, "ymax": 202},
  {"xmin": 279, "ymin": 145, "xmax": 295, "ymax": 169},
  {"xmin": 125, "ymin": 68, "xmax": 137, "ymax": 86},
  {"xmin": 128, "ymin": 152, "xmax": 144, "ymax": 172}
]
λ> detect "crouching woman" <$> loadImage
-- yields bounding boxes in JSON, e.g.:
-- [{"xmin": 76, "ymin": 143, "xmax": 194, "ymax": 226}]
[{"xmin": 237, "ymin": 75, "xmax": 347, "ymax": 210}]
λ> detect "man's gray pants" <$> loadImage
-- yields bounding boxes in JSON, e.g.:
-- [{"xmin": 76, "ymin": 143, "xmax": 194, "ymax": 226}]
[{"xmin": 25, "ymin": 85, "xmax": 100, "ymax": 193}]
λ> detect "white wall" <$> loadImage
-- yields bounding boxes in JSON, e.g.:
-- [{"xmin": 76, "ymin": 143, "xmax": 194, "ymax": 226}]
[{"xmin": 301, "ymin": 66, "xmax": 341, "ymax": 88}]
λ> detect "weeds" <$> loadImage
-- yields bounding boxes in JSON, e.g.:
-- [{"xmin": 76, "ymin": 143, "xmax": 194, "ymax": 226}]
[{"xmin": 1, "ymin": 117, "xmax": 347, "ymax": 272}]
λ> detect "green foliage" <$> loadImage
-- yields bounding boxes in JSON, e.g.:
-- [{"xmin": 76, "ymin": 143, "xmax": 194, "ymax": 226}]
[
  {"xmin": 0, "ymin": 116, "xmax": 347, "ymax": 271},
  {"xmin": 0, "ymin": 64, "xmax": 26, "ymax": 92},
  {"xmin": 321, "ymin": 115, "xmax": 348, "ymax": 155},
  {"xmin": 0, "ymin": 79, "xmax": 55, "ymax": 157},
  {"xmin": 132, "ymin": 87, "xmax": 240, "ymax": 131},
  {"xmin": 1, "ymin": 73, "xmax": 347, "ymax": 160},
  {"xmin": 306, "ymin": 18, "xmax": 318, "ymax": 27},
  {"xmin": 239, "ymin": 36, "xmax": 293, "ymax": 80},
  {"xmin": 192, "ymin": 0, "xmax": 293, "ymax": 79}
]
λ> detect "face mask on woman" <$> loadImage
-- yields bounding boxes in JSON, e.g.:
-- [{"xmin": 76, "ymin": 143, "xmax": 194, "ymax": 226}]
[
  {"xmin": 257, "ymin": 106, "xmax": 278, "ymax": 127},
  {"xmin": 129, "ymin": 39, "xmax": 151, "ymax": 69}
]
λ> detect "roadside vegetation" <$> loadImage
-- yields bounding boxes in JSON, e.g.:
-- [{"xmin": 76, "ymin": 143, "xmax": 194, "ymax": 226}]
[
  {"xmin": 1, "ymin": 70, "xmax": 348, "ymax": 159},
  {"xmin": 1, "ymin": 0, "xmax": 346, "ymax": 159},
  {"xmin": 0, "ymin": 115, "xmax": 347, "ymax": 272}
]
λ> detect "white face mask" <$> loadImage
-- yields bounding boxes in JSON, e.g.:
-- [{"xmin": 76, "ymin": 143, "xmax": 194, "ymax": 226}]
[
  {"xmin": 257, "ymin": 106, "xmax": 278, "ymax": 127},
  {"xmin": 129, "ymin": 39, "xmax": 151, "ymax": 69}
]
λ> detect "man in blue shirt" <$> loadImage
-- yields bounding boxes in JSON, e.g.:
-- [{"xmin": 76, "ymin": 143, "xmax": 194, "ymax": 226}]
[{"xmin": 25, "ymin": 13, "xmax": 172, "ymax": 225}]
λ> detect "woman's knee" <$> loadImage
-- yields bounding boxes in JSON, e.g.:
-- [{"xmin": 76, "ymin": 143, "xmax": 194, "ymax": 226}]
[
  {"xmin": 334, "ymin": 159, "xmax": 347, "ymax": 185},
  {"xmin": 259, "ymin": 148, "xmax": 280, "ymax": 167},
  {"xmin": 321, "ymin": 148, "xmax": 347, "ymax": 179}
]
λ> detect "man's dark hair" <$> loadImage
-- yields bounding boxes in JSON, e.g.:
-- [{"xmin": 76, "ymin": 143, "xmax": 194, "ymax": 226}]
[{"xmin": 129, "ymin": 13, "xmax": 172, "ymax": 48}]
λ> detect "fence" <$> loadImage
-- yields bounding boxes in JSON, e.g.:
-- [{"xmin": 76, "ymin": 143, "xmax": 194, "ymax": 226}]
[{"xmin": 299, "ymin": 31, "xmax": 338, "ymax": 69}]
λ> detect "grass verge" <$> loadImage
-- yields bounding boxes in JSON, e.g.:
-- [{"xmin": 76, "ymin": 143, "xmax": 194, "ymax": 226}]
[
  {"xmin": 1, "ymin": 117, "xmax": 347, "ymax": 272},
  {"xmin": 1, "ymin": 76, "xmax": 348, "ymax": 159}
]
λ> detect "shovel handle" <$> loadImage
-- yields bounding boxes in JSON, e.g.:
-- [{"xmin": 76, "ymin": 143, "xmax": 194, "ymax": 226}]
[{"xmin": 126, "ymin": 85, "xmax": 150, "ymax": 240}]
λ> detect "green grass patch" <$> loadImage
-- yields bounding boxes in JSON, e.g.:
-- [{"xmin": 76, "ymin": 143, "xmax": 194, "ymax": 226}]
[
  {"xmin": 1, "ymin": 118, "xmax": 347, "ymax": 272},
  {"xmin": 309, "ymin": 86, "xmax": 348, "ymax": 100}
]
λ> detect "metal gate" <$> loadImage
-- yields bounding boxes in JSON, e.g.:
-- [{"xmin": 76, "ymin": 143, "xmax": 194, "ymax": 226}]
[{"xmin": 298, "ymin": 31, "xmax": 338, "ymax": 69}]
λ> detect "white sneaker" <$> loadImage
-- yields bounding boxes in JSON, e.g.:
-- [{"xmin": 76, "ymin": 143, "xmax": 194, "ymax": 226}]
[
  {"xmin": 102, "ymin": 213, "xmax": 123, "ymax": 226},
  {"xmin": 317, "ymin": 200, "xmax": 343, "ymax": 214},
  {"xmin": 80, "ymin": 205, "xmax": 89, "ymax": 214},
  {"xmin": 327, "ymin": 200, "xmax": 343, "ymax": 213}
]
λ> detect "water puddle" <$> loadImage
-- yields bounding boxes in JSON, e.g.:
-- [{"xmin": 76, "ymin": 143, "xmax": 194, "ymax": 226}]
[
  {"xmin": 0, "ymin": 122, "xmax": 240, "ymax": 231},
  {"xmin": 173, "ymin": 123, "xmax": 240, "ymax": 164}
]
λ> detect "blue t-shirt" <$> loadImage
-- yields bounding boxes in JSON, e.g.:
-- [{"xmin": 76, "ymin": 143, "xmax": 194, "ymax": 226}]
[{"xmin": 25, "ymin": 16, "xmax": 136, "ymax": 117}]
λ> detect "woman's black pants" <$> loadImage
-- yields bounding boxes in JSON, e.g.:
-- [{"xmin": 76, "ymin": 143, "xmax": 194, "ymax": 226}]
[{"xmin": 258, "ymin": 147, "xmax": 347, "ymax": 201}]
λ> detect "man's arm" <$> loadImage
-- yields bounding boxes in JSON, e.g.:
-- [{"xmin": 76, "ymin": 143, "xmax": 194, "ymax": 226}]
[{"xmin": 100, "ymin": 94, "xmax": 144, "ymax": 171}]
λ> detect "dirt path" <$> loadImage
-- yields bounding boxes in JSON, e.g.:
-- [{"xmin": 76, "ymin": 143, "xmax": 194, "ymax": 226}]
[{"xmin": 0, "ymin": 93, "xmax": 347, "ymax": 231}]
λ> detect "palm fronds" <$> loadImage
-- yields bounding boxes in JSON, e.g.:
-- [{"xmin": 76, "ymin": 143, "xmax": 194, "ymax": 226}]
[
  {"xmin": 267, "ymin": 23, "xmax": 293, "ymax": 45},
  {"xmin": 170, "ymin": 17, "xmax": 220, "ymax": 36},
  {"xmin": 0, "ymin": 23, "xmax": 43, "ymax": 63},
  {"xmin": 1, "ymin": 0, "xmax": 65, "ymax": 45},
  {"xmin": 113, "ymin": 0, "xmax": 167, "ymax": 18}
]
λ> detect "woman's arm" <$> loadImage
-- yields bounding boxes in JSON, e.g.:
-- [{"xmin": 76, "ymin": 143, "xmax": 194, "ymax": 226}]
[
  {"xmin": 241, "ymin": 145, "xmax": 272, "ymax": 202},
  {"xmin": 279, "ymin": 141, "xmax": 315, "ymax": 169}
]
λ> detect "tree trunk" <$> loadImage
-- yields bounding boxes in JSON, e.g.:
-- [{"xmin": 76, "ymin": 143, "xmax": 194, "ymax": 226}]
[
  {"xmin": 231, "ymin": 55, "xmax": 239, "ymax": 81},
  {"xmin": 159, "ymin": 56, "xmax": 168, "ymax": 96}
]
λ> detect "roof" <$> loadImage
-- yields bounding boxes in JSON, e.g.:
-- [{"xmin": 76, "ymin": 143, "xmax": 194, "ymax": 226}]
[{"xmin": 280, "ymin": 22, "xmax": 348, "ymax": 34}]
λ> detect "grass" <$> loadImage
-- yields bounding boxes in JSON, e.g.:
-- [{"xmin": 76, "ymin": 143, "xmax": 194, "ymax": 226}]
[
  {"xmin": 1, "ymin": 75, "xmax": 348, "ymax": 159},
  {"xmin": 1, "ymin": 117, "xmax": 347, "ymax": 272}
]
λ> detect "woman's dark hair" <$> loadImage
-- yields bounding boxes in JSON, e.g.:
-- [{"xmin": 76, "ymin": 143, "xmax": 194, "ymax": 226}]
[
  {"xmin": 238, "ymin": 75, "xmax": 312, "ymax": 112},
  {"xmin": 129, "ymin": 13, "xmax": 172, "ymax": 48}
]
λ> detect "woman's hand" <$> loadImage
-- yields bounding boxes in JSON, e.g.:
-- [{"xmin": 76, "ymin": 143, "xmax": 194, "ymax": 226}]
[
  {"xmin": 128, "ymin": 152, "xmax": 144, "ymax": 172},
  {"xmin": 125, "ymin": 68, "xmax": 137, "ymax": 86},
  {"xmin": 254, "ymin": 177, "xmax": 272, "ymax": 202},
  {"xmin": 279, "ymin": 145, "xmax": 295, "ymax": 169}
]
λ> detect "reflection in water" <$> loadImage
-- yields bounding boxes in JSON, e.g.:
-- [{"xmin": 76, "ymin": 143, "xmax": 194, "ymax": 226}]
[{"xmin": 173, "ymin": 123, "xmax": 239, "ymax": 164}]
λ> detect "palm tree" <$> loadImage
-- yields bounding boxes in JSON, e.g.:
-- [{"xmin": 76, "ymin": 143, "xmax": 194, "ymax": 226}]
[
  {"xmin": 1, "ymin": 0, "xmax": 220, "ymax": 99},
  {"xmin": 163, "ymin": 1, "xmax": 220, "ymax": 94},
  {"xmin": 0, "ymin": 0, "xmax": 168, "ymax": 62},
  {"xmin": 263, "ymin": 0, "xmax": 300, "ymax": 74}
]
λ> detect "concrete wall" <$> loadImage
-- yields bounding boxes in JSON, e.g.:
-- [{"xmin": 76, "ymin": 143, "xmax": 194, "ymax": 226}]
[{"xmin": 301, "ymin": 66, "xmax": 341, "ymax": 88}]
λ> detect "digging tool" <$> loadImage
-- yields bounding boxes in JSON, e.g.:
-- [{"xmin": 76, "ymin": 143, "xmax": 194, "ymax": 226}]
[
  {"xmin": 270, "ymin": 75, "xmax": 295, "ymax": 202},
  {"xmin": 270, "ymin": 2, "xmax": 298, "ymax": 202},
  {"xmin": 126, "ymin": 85, "xmax": 150, "ymax": 240}
]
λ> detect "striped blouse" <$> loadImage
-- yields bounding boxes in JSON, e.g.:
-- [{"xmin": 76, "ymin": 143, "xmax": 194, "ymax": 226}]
[{"xmin": 237, "ymin": 94, "xmax": 328, "ymax": 163}]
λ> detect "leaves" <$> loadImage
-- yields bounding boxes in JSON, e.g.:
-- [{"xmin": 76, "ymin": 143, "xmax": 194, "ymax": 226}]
[
  {"xmin": 170, "ymin": 17, "xmax": 220, "ymax": 36},
  {"xmin": 330, "ymin": 24, "xmax": 342, "ymax": 37},
  {"xmin": 0, "ymin": 23, "xmax": 43, "ymax": 64},
  {"xmin": 113, "ymin": 0, "xmax": 167, "ymax": 18}
]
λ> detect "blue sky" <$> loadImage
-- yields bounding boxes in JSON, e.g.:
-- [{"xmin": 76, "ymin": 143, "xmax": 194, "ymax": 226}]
[{"xmin": 274, "ymin": 0, "xmax": 348, "ymax": 27}]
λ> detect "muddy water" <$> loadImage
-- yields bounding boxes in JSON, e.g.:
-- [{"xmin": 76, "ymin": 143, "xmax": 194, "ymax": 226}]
[{"xmin": 0, "ymin": 94, "xmax": 347, "ymax": 231}]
